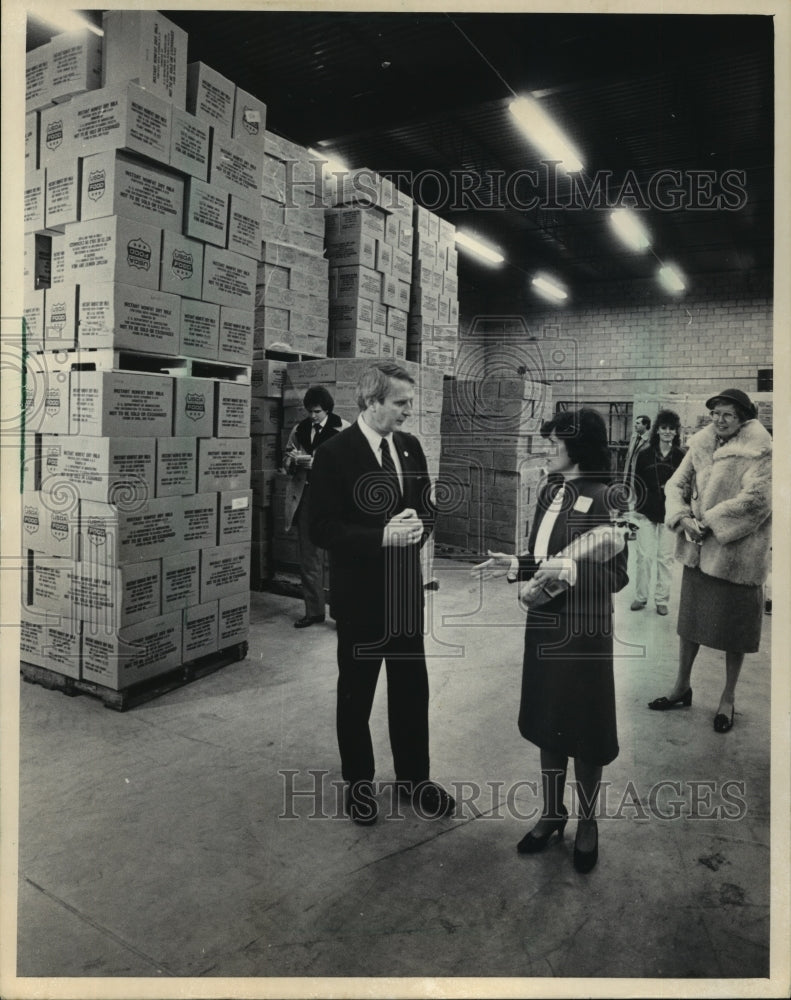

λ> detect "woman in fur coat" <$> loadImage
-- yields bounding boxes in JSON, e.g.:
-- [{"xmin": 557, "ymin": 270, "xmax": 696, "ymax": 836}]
[{"xmin": 647, "ymin": 388, "xmax": 771, "ymax": 732}]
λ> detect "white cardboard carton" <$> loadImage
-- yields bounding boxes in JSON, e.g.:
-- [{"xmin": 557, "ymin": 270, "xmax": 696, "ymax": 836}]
[
  {"xmin": 155, "ymin": 437, "xmax": 197, "ymax": 498},
  {"xmin": 80, "ymin": 496, "xmax": 185, "ymax": 566},
  {"xmin": 218, "ymin": 306, "xmax": 254, "ymax": 366},
  {"xmin": 50, "ymin": 29, "xmax": 102, "ymax": 104},
  {"xmin": 41, "ymin": 434, "xmax": 156, "ymax": 506},
  {"xmin": 209, "ymin": 133, "xmax": 264, "ymax": 201},
  {"xmin": 186, "ymin": 62, "xmax": 235, "ymax": 136},
  {"xmin": 45, "ymin": 158, "xmax": 80, "ymax": 231},
  {"xmin": 184, "ymin": 178, "xmax": 229, "ymax": 247},
  {"xmin": 199, "ymin": 542, "xmax": 250, "ymax": 603},
  {"xmin": 73, "ymin": 559, "xmax": 161, "ymax": 630},
  {"xmin": 183, "ymin": 601, "xmax": 218, "ymax": 660},
  {"xmin": 65, "ymin": 215, "xmax": 163, "ymax": 291},
  {"xmin": 215, "ymin": 383, "xmax": 251, "ymax": 438},
  {"xmin": 161, "ymin": 550, "xmax": 201, "ymax": 613},
  {"xmin": 227, "ymin": 194, "xmax": 262, "ymax": 261},
  {"xmin": 80, "ymin": 150, "xmax": 184, "ymax": 234},
  {"xmin": 159, "ymin": 231, "xmax": 204, "ymax": 299},
  {"xmin": 102, "ymin": 10, "xmax": 187, "ymax": 107},
  {"xmin": 202, "ymin": 247, "xmax": 256, "ymax": 310},
  {"xmin": 231, "ymin": 86, "xmax": 267, "ymax": 153},
  {"xmin": 26, "ymin": 44, "xmax": 52, "ymax": 113},
  {"xmin": 183, "ymin": 493, "xmax": 219, "ymax": 550},
  {"xmin": 169, "ymin": 106, "xmax": 210, "ymax": 181},
  {"xmin": 180, "ymin": 298, "xmax": 219, "ymax": 361},
  {"xmin": 218, "ymin": 592, "xmax": 250, "ymax": 646},
  {"xmin": 218, "ymin": 489, "xmax": 253, "ymax": 544},
  {"xmin": 172, "ymin": 377, "xmax": 216, "ymax": 438},
  {"xmin": 69, "ymin": 370, "xmax": 173, "ymax": 437},
  {"xmin": 81, "ymin": 611, "xmax": 183, "ymax": 689},
  {"xmin": 197, "ymin": 438, "xmax": 252, "ymax": 492},
  {"xmin": 77, "ymin": 282, "xmax": 181, "ymax": 354},
  {"xmin": 66, "ymin": 83, "xmax": 172, "ymax": 163}
]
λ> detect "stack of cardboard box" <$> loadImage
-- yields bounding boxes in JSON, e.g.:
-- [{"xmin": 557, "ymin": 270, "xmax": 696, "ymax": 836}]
[
  {"xmin": 254, "ymin": 133, "xmax": 329, "ymax": 356},
  {"xmin": 407, "ymin": 207, "xmax": 460, "ymax": 375},
  {"xmin": 21, "ymin": 11, "xmax": 257, "ymax": 690}
]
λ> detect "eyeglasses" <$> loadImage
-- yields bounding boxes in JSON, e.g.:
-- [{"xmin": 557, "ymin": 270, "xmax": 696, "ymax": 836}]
[{"xmin": 710, "ymin": 409, "xmax": 738, "ymax": 422}]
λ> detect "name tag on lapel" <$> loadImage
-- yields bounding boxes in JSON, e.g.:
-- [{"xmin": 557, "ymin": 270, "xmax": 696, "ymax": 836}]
[{"xmin": 573, "ymin": 495, "xmax": 593, "ymax": 512}]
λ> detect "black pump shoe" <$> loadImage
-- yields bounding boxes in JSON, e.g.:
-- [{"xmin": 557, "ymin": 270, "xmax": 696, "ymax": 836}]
[
  {"xmin": 648, "ymin": 688, "xmax": 692, "ymax": 711},
  {"xmin": 516, "ymin": 805, "xmax": 568, "ymax": 854},
  {"xmin": 573, "ymin": 821, "xmax": 599, "ymax": 874},
  {"xmin": 713, "ymin": 706, "xmax": 735, "ymax": 733}
]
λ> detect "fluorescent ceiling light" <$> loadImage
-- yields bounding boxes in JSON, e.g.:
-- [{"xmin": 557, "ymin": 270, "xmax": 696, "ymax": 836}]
[
  {"xmin": 308, "ymin": 148, "xmax": 349, "ymax": 174},
  {"xmin": 531, "ymin": 273, "xmax": 568, "ymax": 302},
  {"xmin": 28, "ymin": 9, "xmax": 103, "ymax": 35},
  {"xmin": 508, "ymin": 97, "xmax": 584, "ymax": 174},
  {"xmin": 609, "ymin": 208, "xmax": 651, "ymax": 251},
  {"xmin": 658, "ymin": 264, "xmax": 686, "ymax": 293},
  {"xmin": 454, "ymin": 231, "xmax": 504, "ymax": 265}
]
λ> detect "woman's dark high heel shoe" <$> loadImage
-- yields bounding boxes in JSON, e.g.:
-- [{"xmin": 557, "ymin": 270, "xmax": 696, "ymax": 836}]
[
  {"xmin": 647, "ymin": 688, "xmax": 692, "ymax": 711},
  {"xmin": 516, "ymin": 804, "xmax": 568, "ymax": 854},
  {"xmin": 573, "ymin": 820, "xmax": 599, "ymax": 874},
  {"xmin": 713, "ymin": 706, "xmax": 734, "ymax": 733}
]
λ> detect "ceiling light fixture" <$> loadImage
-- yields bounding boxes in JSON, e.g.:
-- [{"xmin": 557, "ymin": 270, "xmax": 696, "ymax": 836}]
[
  {"xmin": 308, "ymin": 148, "xmax": 349, "ymax": 175},
  {"xmin": 531, "ymin": 273, "xmax": 568, "ymax": 303},
  {"xmin": 609, "ymin": 208, "xmax": 651, "ymax": 251},
  {"xmin": 28, "ymin": 9, "xmax": 103, "ymax": 36},
  {"xmin": 454, "ymin": 231, "xmax": 505, "ymax": 265},
  {"xmin": 508, "ymin": 96, "xmax": 584, "ymax": 174},
  {"xmin": 657, "ymin": 264, "xmax": 686, "ymax": 293}
]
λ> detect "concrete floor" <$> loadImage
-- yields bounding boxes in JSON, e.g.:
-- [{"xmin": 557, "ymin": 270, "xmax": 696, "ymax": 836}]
[{"xmin": 13, "ymin": 556, "xmax": 781, "ymax": 991}]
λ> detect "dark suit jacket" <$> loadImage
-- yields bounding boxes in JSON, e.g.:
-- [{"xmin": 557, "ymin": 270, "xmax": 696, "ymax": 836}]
[
  {"xmin": 634, "ymin": 444, "xmax": 686, "ymax": 524},
  {"xmin": 308, "ymin": 421, "xmax": 435, "ymax": 632},
  {"xmin": 516, "ymin": 476, "xmax": 629, "ymax": 620}
]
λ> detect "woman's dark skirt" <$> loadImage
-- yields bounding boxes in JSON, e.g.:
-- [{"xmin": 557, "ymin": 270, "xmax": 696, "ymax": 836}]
[
  {"xmin": 518, "ymin": 610, "xmax": 619, "ymax": 766},
  {"xmin": 677, "ymin": 565, "xmax": 763, "ymax": 653}
]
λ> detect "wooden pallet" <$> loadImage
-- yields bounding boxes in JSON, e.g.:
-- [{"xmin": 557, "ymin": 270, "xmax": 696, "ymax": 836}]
[
  {"xmin": 20, "ymin": 642, "xmax": 249, "ymax": 712},
  {"xmin": 31, "ymin": 348, "xmax": 251, "ymax": 384}
]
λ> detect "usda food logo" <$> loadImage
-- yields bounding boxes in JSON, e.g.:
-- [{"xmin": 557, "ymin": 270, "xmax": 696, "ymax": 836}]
[
  {"xmin": 171, "ymin": 248, "xmax": 193, "ymax": 281},
  {"xmin": 23, "ymin": 506, "xmax": 39, "ymax": 535},
  {"xmin": 87, "ymin": 168, "xmax": 106, "ymax": 202},
  {"xmin": 127, "ymin": 237, "xmax": 152, "ymax": 272},
  {"xmin": 185, "ymin": 393, "xmax": 205, "ymax": 421},
  {"xmin": 45, "ymin": 119, "xmax": 63, "ymax": 151}
]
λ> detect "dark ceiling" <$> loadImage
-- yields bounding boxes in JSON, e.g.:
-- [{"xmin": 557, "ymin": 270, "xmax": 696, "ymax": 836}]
[{"xmin": 29, "ymin": 10, "xmax": 774, "ymax": 301}]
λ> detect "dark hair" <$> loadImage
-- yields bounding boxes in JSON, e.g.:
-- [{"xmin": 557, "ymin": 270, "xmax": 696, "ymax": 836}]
[
  {"xmin": 541, "ymin": 407, "xmax": 612, "ymax": 476},
  {"xmin": 303, "ymin": 385, "xmax": 335, "ymax": 412},
  {"xmin": 637, "ymin": 414, "xmax": 651, "ymax": 431},
  {"xmin": 707, "ymin": 396, "xmax": 752, "ymax": 424},
  {"xmin": 649, "ymin": 409, "xmax": 681, "ymax": 449},
  {"xmin": 356, "ymin": 363, "xmax": 415, "ymax": 409}
]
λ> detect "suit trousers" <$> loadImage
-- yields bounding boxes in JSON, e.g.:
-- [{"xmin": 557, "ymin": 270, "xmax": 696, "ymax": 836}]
[
  {"xmin": 633, "ymin": 512, "xmax": 676, "ymax": 605},
  {"xmin": 296, "ymin": 492, "xmax": 326, "ymax": 618},
  {"xmin": 335, "ymin": 620, "xmax": 430, "ymax": 786}
]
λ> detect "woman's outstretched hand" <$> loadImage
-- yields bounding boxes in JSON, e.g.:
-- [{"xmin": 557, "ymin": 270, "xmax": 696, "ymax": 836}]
[{"xmin": 471, "ymin": 550, "xmax": 516, "ymax": 580}]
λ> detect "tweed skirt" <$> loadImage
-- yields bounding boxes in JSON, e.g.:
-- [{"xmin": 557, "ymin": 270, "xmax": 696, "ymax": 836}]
[{"xmin": 677, "ymin": 565, "xmax": 763, "ymax": 653}]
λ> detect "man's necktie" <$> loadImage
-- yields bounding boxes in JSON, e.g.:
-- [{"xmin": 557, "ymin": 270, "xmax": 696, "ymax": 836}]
[{"xmin": 380, "ymin": 437, "xmax": 401, "ymax": 495}]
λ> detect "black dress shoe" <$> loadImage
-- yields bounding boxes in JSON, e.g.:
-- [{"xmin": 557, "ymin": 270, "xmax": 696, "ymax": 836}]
[
  {"xmin": 294, "ymin": 615, "xmax": 325, "ymax": 629},
  {"xmin": 344, "ymin": 782, "xmax": 378, "ymax": 825},
  {"xmin": 573, "ymin": 820, "xmax": 599, "ymax": 874},
  {"xmin": 516, "ymin": 804, "xmax": 568, "ymax": 854},
  {"xmin": 648, "ymin": 688, "xmax": 692, "ymax": 710},
  {"xmin": 399, "ymin": 781, "xmax": 455, "ymax": 818},
  {"xmin": 713, "ymin": 706, "xmax": 735, "ymax": 733}
]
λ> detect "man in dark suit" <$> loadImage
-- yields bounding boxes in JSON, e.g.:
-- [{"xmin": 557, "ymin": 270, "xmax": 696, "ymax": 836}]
[
  {"xmin": 309, "ymin": 363, "xmax": 454, "ymax": 825},
  {"xmin": 282, "ymin": 386, "xmax": 348, "ymax": 628}
]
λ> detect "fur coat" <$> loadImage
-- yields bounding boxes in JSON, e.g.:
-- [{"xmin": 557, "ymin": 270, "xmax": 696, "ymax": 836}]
[{"xmin": 664, "ymin": 419, "xmax": 772, "ymax": 586}]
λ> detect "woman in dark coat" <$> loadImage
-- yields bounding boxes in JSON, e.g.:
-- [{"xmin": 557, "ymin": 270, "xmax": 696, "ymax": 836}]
[
  {"xmin": 631, "ymin": 409, "xmax": 686, "ymax": 615},
  {"xmin": 474, "ymin": 409, "xmax": 629, "ymax": 873}
]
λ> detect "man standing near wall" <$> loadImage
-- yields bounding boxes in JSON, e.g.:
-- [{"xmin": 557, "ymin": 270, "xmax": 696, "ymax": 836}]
[
  {"xmin": 308, "ymin": 363, "xmax": 455, "ymax": 825},
  {"xmin": 623, "ymin": 414, "xmax": 653, "ymax": 611}
]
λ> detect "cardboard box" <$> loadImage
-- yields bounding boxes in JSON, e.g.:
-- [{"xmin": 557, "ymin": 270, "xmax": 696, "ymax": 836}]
[
  {"xmin": 325, "ymin": 230, "xmax": 376, "ymax": 269},
  {"xmin": 180, "ymin": 298, "xmax": 219, "ymax": 361},
  {"xmin": 23, "ymin": 290, "xmax": 46, "ymax": 350},
  {"xmin": 183, "ymin": 493, "xmax": 219, "ymax": 550},
  {"xmin": 45, "ymin": 158, "xmax": 80, "ymax": 231},
  {"xmin": 65, "ymin": 215, "xmax": 163, "ymax": 292},
  {"xmin": 41, "ymin": 434, "xmax": 156, "ymax": 506},
  {"xmin": 22, "ymin": 490, "xmax": 78, "ymax": 559},
  {"xmin": 50, "ymin": 233, "xmax": 65, "ymax": 284},
  {"xmin": 202, "ymin": 246, "xmax": 255, "ymax": 310},
  {"xmin": 218, "ymin": 489, "xmax": 253, "ymax": 544},
  {"xmin": 184, "ymin": 178, "xmax": 229, "ymax": 247},
  {"xmin": 251, "ymin": 359, "xmax": 288, "ymax": 397},
  {"xmin": 186, "ymin": 62, "xmax": 235, "ymax": 136},
  {"xmin": 20, "ymin": 611, "xmax": 81, "ymax": 678},
  {"xmin": 169, "ymin": 106, "xmax": 210, "ymax": 181},
  {"xmin": 172, "ymin": 377, "xmax": 216, "ymax": 438},
  {"xmin": 197, "ymin": 438, "xmax": 252, "ymax": 492},
  {"xmin": 24, "ymin": 350, "xmax": 68, "ymax": 433},
  {"xmin": 218, "ymin": 592, "xmax": 250, "ymax": 646},
  {"xmin": 209, "ymin": 133, "xmax": 264, "ymax": 201},
  {"xmin": 24, "ymin": 170, "xmax": 45, "ymax": 234},
  {"xmin": 73, "ymin": 559, "xmax": 161, "ymax": 630},
  {"xmin": 392, "ymin": 249, "xmax": 412, "ymax": 282},
  {"xmin": 332, "ymin": 265, "xmax": 382, "ymax": 302},
  {"xmin": 158, "ymin": 231, "xmax": 204, "ymax": 299},
  {"xmin": 218, "ymin": 306, "xmax": 254, "ymax": 366},
  {"xmin": 70, "ymin": 370, "xmax": 173, "ymax": 437},
  {"xmin": 77, "ymin": 282, "xmax": 180, "ymax": 354},
  {"xmin": 161, "ymin": 550, "xmax": 201, "ymax": 613},
  {"xmin": 80, "ymin": 496, "xmax": 185, "ymax": 566},
  {"xmin": 50, "ymin": 29, "xmax": 102, "ymax": 103},
  {"xmin": 81, "ymin": 612, "xmax": 183, "ymax": 690},
  {"xmin": 375, "ymin": 239, "xmax": 393, "ymax": 275},
  {"xmin": 227, "ymin": 195, "xmax": 262, "ymax": 260},
  {"xmin": 215, "ymin": 382, "xmax": 251, "ymax": 438},
  {"xmin": 387, "ymin": 307, "xmax": 408, "ymax": 339},
  {"xmin": 102, "ymin": 10, "xmax": 187, "ymax": 107},
  {"xmin": 67, "ymin": 83, "xmax": 173, "ymax": 163},
  {"xmin": 329, "ymin": 297, "xmax": 373, "ymax": 330},
  {"xmin": 80, "ymin": 150, "xmax": 184, "ymax": 233},
  {"xmin": 250, "ymin": 396, "xmax": 282, "ymax": 434},
  {"xmin": 251, "ymin": 470, "xmax": 277, "ymax": 509},
  {"xmin": 370, "ymin": 301, "xmax": 387, "ymax": 337},
  {"xmin": 43, "ymin": 284, "xmax": 77, "ymax": 350},
  {"xmin": 200, "ymin": 542, "xmax": 250, "ymax": 603},
  {"xmin": 231, "ymin": 87, "xmax": 267, "ymax": 152},
  {"xmin": 331, "ymin": 329, "xmax": 381, "ymax": 359},
  {"xmin": 250, "ymin": 434, "xmax": 279, "ymax": 471},
  {"xmin": 26, "ymin": 44, "xmax": 52, "ymax": 114},
  {"xmin": 183, "ymin": 601, "xmax": 219, "ymax": 660},
  {"xmin": 155, "ymin": 437, "xmax": 197, "ymax": 497},
  {"xmin": 28, "ymin": 553, "xmax": 71, "ymax": 615}
]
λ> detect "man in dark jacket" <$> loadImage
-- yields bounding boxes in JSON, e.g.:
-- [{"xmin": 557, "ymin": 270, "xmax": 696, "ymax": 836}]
[{"xmin": 309, "ymin": 363, "xmax": 454, "ymax": 825}]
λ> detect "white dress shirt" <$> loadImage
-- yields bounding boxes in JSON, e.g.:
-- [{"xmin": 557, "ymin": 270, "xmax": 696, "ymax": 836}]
[{"xmin": 357, "ymin": 415, "xmax": 404, "ymax": 492}]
